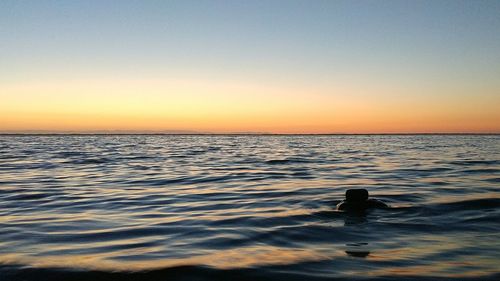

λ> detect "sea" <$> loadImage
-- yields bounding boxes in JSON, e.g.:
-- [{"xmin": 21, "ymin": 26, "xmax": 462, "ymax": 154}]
[{"xmin": 0, "ymin": 135, "xmax": 499, "ymax": 281}]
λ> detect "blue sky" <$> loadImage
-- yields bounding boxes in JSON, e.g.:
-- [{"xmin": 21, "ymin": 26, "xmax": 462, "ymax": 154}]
[{"xmin": 1, "ymin": 0, "xmax": 499, "ymax": 132}]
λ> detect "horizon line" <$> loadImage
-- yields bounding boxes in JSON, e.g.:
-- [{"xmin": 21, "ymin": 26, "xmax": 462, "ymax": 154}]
[{"xmin": 1, "ymin": 132, "xmax": 499, "ymax": 136}]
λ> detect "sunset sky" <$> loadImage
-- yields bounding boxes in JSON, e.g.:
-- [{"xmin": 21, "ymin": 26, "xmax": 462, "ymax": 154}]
[{"xmin": 1, "ymin": 0, "xmax": 499, "ymax": 133}]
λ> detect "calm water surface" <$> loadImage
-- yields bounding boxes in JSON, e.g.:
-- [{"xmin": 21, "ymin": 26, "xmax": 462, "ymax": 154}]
[{"xmin": 1, "ymin": 135, "xmax": 499, "ymax": 280}]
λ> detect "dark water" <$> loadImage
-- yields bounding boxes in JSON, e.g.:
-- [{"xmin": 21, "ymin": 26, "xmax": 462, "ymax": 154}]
[{"xmin": 1, "ymin": 135, "xmax": 499, "ymax": 281}]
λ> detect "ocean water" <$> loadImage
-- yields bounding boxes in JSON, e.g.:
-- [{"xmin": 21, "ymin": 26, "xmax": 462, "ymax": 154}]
[{"xmin": 1, "ymin": 135, "xmax": 499, "ymax": 281}]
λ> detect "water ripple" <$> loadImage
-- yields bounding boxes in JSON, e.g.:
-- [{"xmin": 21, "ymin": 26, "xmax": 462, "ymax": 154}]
[{"xmin": 0, "ymin": 135, "xmax": 499, "ymax": 280}]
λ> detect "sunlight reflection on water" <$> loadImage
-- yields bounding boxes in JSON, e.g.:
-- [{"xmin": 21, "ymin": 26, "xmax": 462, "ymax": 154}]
[{"xmin": 0, "ymin": 135, "xmax": 499, "ymax": 280}]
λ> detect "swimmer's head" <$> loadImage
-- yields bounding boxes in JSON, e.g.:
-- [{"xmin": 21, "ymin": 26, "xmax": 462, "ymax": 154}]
[{"xmin": 345, "ymin": 189, "xmax": 369, "ymax": 202}]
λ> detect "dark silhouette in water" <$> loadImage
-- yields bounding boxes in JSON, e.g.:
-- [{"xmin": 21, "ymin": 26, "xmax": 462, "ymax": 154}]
[
  {"xmin": 345, "ymin": 250, "xmax": 370, "ymax": 258},
  {"xmin": 336, "ymin": 189, "xmax": 389, "ymax": 211},
  {"xmin": 345, "ymin": 242, "xmax": 370, "ymax": 258}
]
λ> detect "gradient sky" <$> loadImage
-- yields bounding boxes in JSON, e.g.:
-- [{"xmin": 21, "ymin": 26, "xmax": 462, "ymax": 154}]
[{"xmin": 1, "ymin": 0, "xmax": 499, "ymax": 133}]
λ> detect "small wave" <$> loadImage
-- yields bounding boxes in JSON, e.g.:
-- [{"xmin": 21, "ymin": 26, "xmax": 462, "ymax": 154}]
[
  {"xmin": 388, "ymin": 198, "xmax": 500, "ymax": 216},
  {"xmin": 265, "ymin": 158, "xmax": 313, "ymax": 165},
  {"xmin": 56, "ymin": 151, "xmax": 85, "ymax": 158},
  {"xmin": 186, "ymin": 149, "xmax": 208, "ymax": 156},
  {"xmin": 19, "ymin": 149, "xmax": 37, "ymax": 155},
  {"xmin": 447, "ymin": 160, "xmax": 499, "ymax": 166},
  {"xmin": 266, "ymin": 159, "xmax": 292, "ymax": 165},
  {"xmin": 40, "ymin": 225, "xmax": 191, "ymax": 243},
  {"xmin": 460, "ymin": 168, "xmax": 500, "ymax": 174},
  {"xmin": 433, "ymin": 198, "xmax": 500, "ymax": 211},
  {"xmin": 66, "ymin": 158, "xmax": 112, "ymax": 165},
  {"xmin": 0, "ymin": 162, "xmax": 59, "ymax": 170},
  {"xmin": 1, "ymin": 264, "xmax": 499, "ymax": 281},
  {"xmin": 126, "ymin": 176, "xmax": 192, "ymax": 186},
  {"xmin": 393, "ymin": 167, "xmax": 455, "ymax": 175},
  {"xmin": 117, "ymin": 155, "xmax": 157, "ymax": 161},
  {"xmin": 5, "ymin": 192, "xmax": 53, "ymax": 201},
  {"xmin": 482, "ymin": 177, "xmax": 500, "ymax": 183}
]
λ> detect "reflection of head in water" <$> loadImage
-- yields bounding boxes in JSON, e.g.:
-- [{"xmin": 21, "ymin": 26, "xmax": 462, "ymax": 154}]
[
  {"xmin": 342, "ymin": 213, "xmax": 371, "ymax": 258},
  {"xmin": 345, "ymin": 249, "xmax": 370, "ymax": 258},
  {"xmin": 336, "ymin": 189, "xmax": 389, "ymax": 211},
  {"xmin": 343, "ymin": 211, "xmax": 368, "ymax": 226}
]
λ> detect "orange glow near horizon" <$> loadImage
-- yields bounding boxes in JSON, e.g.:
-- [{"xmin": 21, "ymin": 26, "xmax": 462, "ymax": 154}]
[
  {"xmin": 1, "ymin": 77, "xmax": 499, "ymax": 134},
  {"xmin": 2, "ymin": 1, "xmax": 500, "ymax": 134}
]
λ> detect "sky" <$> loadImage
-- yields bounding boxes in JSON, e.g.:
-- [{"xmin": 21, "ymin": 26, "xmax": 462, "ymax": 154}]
[{"xmin": 1, "ymin": 0, "xmax": 499, "ymax": 133}]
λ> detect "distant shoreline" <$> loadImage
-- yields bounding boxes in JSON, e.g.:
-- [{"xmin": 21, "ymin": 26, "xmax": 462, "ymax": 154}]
[{"xmin": 1, "ymin": 133, "xmax": 499, "ymax": 136}]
